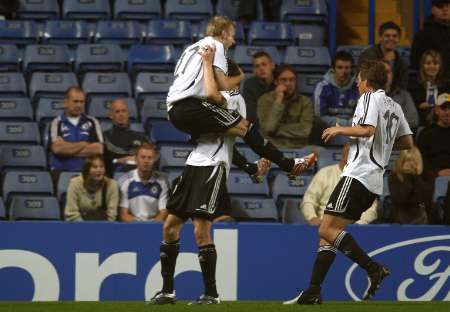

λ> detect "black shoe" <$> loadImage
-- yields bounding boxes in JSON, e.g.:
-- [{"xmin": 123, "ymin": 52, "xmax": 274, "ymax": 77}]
[
  {"xmin": 283, "ymin": 289, "xmax": 322, "ymax": 305},
  {"xmin": 188, "ymin": 294, "xmax": 221, "ymax": 305},
  {"xmin": 363, "ymin": 265, "xmax": 391, "ymax": 300},
  {"xmin": 149, "ymin": 291, "xmax": 176, "ymax": 304}
]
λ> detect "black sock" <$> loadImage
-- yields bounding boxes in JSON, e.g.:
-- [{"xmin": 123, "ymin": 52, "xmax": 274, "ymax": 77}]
[
  {"xmin": 232, "ymin": 146, "xmax": 258, "ymax": 175},
  {"xmin": 308, "ymin": 245, "xmax": 337, "ymax": 293},
  {"xmin": 160, "ymin": 240, "xmax": 180, "ymax": 293},
  {"xmin": 198, "ymin": 244, "xmax": 218, "ymax": 298},
  {"xmin": 242, "ymin": 123, "xmax": 294, "ymax": 172},
  {"xmin": 333, "ymin": 231, "xmax": 378, "ymax": 273}
]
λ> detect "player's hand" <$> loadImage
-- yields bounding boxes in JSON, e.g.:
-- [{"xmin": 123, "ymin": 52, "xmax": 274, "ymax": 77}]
[
  {"xmin": 251, "ymin": 158, "xmax": 272, "ymax": 183},
  {"xmin": 198, "ymin": 44, "xmax": 215, "ymax": 64},
  {"xmin": 322, "ymin": 125, "xmax": 343, "ymax": 143}
]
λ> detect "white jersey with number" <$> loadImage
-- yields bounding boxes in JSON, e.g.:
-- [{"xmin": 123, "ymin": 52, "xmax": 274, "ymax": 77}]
[
  {"xmin": 185, "ymin": 90, "xmax": 245, "ymax": 176},
  {"xmin": 343, "ymin": 90, "xmax": 412, "ymax": 195},
  {"xmin": 166, "ymin": 36, "xmax": 228, "ymax": 110}
]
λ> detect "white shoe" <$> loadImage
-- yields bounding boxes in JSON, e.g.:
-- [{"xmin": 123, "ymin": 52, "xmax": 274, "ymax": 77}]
[{"xmin": 288, "ymin": 153, "xmax": 317, "ymax": 179}]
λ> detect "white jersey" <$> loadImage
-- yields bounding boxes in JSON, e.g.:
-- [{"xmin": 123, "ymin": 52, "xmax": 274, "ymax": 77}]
[
  {"xmin": 166, "ymin": 36, "xmax": 228, "ymax": 110},
  {"xmin": 343, "ymin": 90, "xmax": 412, "ymax": 195},
  {"xmin": 185, "ymin": 90, "xmax": 246, "ymax": 176}
]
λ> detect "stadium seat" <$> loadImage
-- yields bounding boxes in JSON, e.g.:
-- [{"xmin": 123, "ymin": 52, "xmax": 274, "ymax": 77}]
[
  {"xmin": 272, "ymin": 174, "xmax": 311, "ymax": 203},
  {"xmin": 82, "ymin": 72, "xmax": 132, "ymax": 102},
  {"xmin": 0, "ymin": 73, "xmax": 27, "ymax": 97},
  {"xmin": 141, "ymin": 97, "xmax": 168, "ymax": 121},
  {"xmin": 270, "ymin": 147, "xmax": 318, "ymax": 174},
  {"xmin": 280, "ymin": 198, "xmax": 307, "ymax": 224},
  {"xmin": 280, "ymin": 0, "xmax": 328, "ymax": 23},
  {"xmin": 88, "ymin": 97, "xmax": 137, "ymax": 121},
  {"xmin": 148, "ymin": 119, "xmax": 190, "ymax": 144},
  {"xmin": 284, "ymin": 46, "xmax": 331, "ymax": 73},
  {"xmin": 35, "ymin": 98, "xmax": 64, "ymax": 124},
  {"xmin": 166, "ymin": 169, "xmax": 183, "ymax": 187},
  {"xmin": 9, "ymin": 196, "xmax": 60, "ymax": 220},
  {"xmin": 42, "ymin": 20, "xmax": 90, "ymax": 45},
  {"xmin": 159, "ymin": 144, "xmax": 194, "ymax": 170},
  {"xmin": 337, "ymin": 45, "xmax": 370, "ymax": 65},
  {"xmin": 94, "ymin": 20, "xmax": 142, "ymax": 46},
  {"xmin": 128, "ymin": 44, "xmax": 176, "ymax": 75},
  {"xmin": 317, "ymin": 147, "xmax": 342, "ymax": 170},
  {"xmin": 1, "ymin": 145, "xmax": 47, "ymax": 171},
  {"xmin": 227, "ymin": 169, "xmax": 270, "ymax": 197},
  {"xmin": 216, "ymin": 0, "xmax": 263, "ymax": 21},
  {"xmin": 0, "ymin": 97, "xmax": 33, "ymax": 121},
  {"xmin": 146, "ymin": 20, "xmax": 192, "ymax": 46},
  {"xmin": 232, "ymin": 45, "xmax": 281, "ymax": 73},
  {"xmin": 0, "ymin": 197, "xmax": 5, "ymax": 219},
  {"xmin": 326, "ymin": 135, "xmax": 348, "ymax": 147},
  {"xmin": 165, "ymin": 0, "xmax": 213, "ymax": 22},
  {"xmin": 293, "ymin": 24, "xmax": 326, "ymax": 46},
  {"xmin": 0, "ymin": 121, "xmax": 40, "ymax": 145},
  {"xmin": 62, "ymin": 0, "xmax": 111, "ymax": 20},
  {"xmin": 248, "ymin": 22, "xmax": 294, "ymax": 47},
  {"xmin": 0, "ymin": 20, "xmax": 37, "ymax": 45},
  {"xmin": 75, "ymin": 44, "xmax": 124, "ymax": 74},
  {"xmin": 230, "ymin": 197, "xmax": 278, "ymax": 222},
  {"xmin": 17, "ymin": 0, "xmax": 60, "ymax": 20},
  {"xmin": 114, "ymin": 0, "xmax": 161, "ymax": 20},
  {"xmin": 100, "ymin": 121, "xmax": 144, "ymax": 132},
  {"xmin": 23, "ymin": 45, "xmax": 72, "ymax": 75},
  {"xmin": 232, "ymin": 146, "xmax": 259, "ymax": 168},
  {"xmin": 0, "ymin": 44, "xmax": 20, "ymax": 72},
  {"xmin": 297, "ymin": 73, "xmax": 322, "ymax": 95},
  {"xmin": 57, "ymin": 171, "xmax": 80, "ymax": 204},
  {"xmin": 29, "ymin": 72, "xmax": 78, "ymax": 103},
  {"xmin": 134, "ymin": 72, "xmax": 173, "ymax": 105},
  {"xmin": 2, "ymin": 170, "xmax": 53, "ymax": 204}
]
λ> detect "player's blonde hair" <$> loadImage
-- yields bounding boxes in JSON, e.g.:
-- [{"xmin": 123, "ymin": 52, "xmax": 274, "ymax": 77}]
[
  {"xmin": 393, "ymin": 145, "xmax": 423, "ymax": 182},
  {"xmin": 206, "ymin": 16, "xmax": 234, "ymax": 37}
]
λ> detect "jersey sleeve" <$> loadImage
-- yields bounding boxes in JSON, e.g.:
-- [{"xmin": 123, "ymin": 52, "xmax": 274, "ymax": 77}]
[
  {"xmin": 360, "ymin": 92, "xmax": 378, "ymax": 127},
  {"xmin": 395, "ymin": 108, "xmax": 413, "ymax": 138}
]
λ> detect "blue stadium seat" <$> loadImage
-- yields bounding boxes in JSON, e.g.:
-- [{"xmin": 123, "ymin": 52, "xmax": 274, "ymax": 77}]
[
  {"xmin": 23, "ymin": 45, "xmax": 72, "ymax": 74},
  {"xmin": 9, "ymin": 196, "xmax": 60, "ymax": 220},
  {"xmin": 17, "ymin": 0, "xmax": 60, "ymax": 20},
  {"xmin": 35, "ymin": 98, "xmax": 64, "ymax": 124},
  {"xmin": 0, "ymin": 197, "xmax": 5, "ymax": 219},
  {"xmin": 325, "ymin": 135, "xmax": 348, "ymax": 147},
  {"xmin": 100, "ymin": 121, "xmax": 143, "ymax": 132},
  {"xmin": 114, "ymin": 0, "xmax": 161, "ymax": 20},
  {"xmin": 216, "ymin": 0, "xmax": 263, "ymax": 21},
  {"xmin": 193, "ymin": 20, "xmax": 245, "ymax": 44},
  {"xmin": 284, "ymin": 46, "xmax": 331, "ymax": 73},
  {"xmin": 227, "ymin": 169, "xmax": 270, "ymax": 197},
  {"xmin": 57, "ymin": 171, "xmax": 80, "ymax": 204},
  {"xmin": 0, "ymin": 97, "xmax": 33, "ymax": 121},
  {"xmin": 230, "ymin": 196, "xmax": 278, "ymax": 221},
  {"xmin": 280, "ymin": 198, "xmax": 307, "ymax": 224},
  {"xmin": 88, "ymin": 97, "xmax": 137, "ymax": 121},
  {"xmin": 128, "ymin": 45, "xmax": 176, "ymax": 75},
  {"xmin": 134, "ymin": 72, "xmax": 173, "ymax": 104},
  {"xmin": 159, "ymin": 144, "xmax": 194, "ymax": 170},
  {"xmin": 42, "ymin": 20, "xmax": 90, "ymax": 45},
  {"xmin": 232, "ymin": 45, "xmax": 281, "ymax": 72},
  {"xmin": 0, "ymin": 73, "xmax": 27, "ymax": 97},
  {"xmin": 141, "ymin": 97, "xmax": 168, "ymax": 121},
  {"xmin": 75, "ymin": 44, "xmax": 124, "ymax": 74},
  {"xmin": 62, "ymin": 0, "xmax": 111, "ymax": 20},
  {"xmin": 337, "ymin": 45, "xmax": 370, "ymax": 65},
  {"xmin": 29, "ymin": 72, "xmax": 78, "ymax": 103},
  {"xmin": 0, "ymin": 44, "xmax": 20, "ymax": 72},
  {"xmin": 297, "ymin": 73, "xmax": 322, "ymax": 95},
  {"xmin": 0, "ymin": 20, "xmax": 38, "ymax": 45},
  {"xmin": 146, "ymin": 20, "xmax": 192, "ymax": 46},
  {"xmin": 2, "ymin": 170, "xmax": 53, "ymax": 204},
  {"xmin": 1, "ymin": 145, "xmax": 47, "ymax": 171},
  {"xmin": 270, "ymin": 147, "xmax": 317, "ymax": 174},
  {"xmin": 232, "ymin": 146, "xmax": 259, "ymax": 169},
  {"xmin": 82, "ymin": 72, "xmax": 132, "ymax": 102},
  {"xmin": 317, "ymin": 147, "xmax": 342, "ymax": 170},
  {"xmin": 148, "ymin": 119, "xmax": 190, "ymax": 144},
  {"xmin": 293, "ymin": 24, "xmax": 326, "ymax": 46},
  {"xmin": 280, "ymin": 0, "xmax": 328, "ymax": 23},
  {"xmin": 94, "ymin": 20, "xmax": 142, "ymax": 46},
  {"xmin": 0, "ymin": 121, "xmax": 40, "ymax": 145},
  {"xmin": 248, "ymin": 22, "xmax": 294, "ymax": 47},
  {"xmin": 165, "ymin": 0, "xmax": 213, "ymax": 22},
  {"xmin": 272, "ymin": 174, "xmax": 311, "ymax": 203}
]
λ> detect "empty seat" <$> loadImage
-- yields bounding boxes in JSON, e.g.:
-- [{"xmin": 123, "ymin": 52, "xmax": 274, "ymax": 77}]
[
  {"xmin": 272, "ymin": 174, "xmax": 311, "ymax": 202},
  {"xmin": 2, "ymin": 170, "xmax": 53, "ymax": 204},
  {"xmin": 1, "ymin": 145, "xmax": 47, "ymax": 171},
  {"xmin": 293, "ymin": 24, "xmax": 326, "ymax": 46},
  {"xmin": 36, "ymin": 98, "xmax": 65, "ymax": 124},
  {"xmin": 82, "ymin": 72, "xmax": 131, "ymax": 102},
  {"xmin": 215, "ymin": 0, "xmax": 262, "ymax": 21},
  {"xmin": 0, "ymin": 20, "xmax": 37, "ymax": 45},
  {"xmin": 280, "ymin": 0, "xmax": 328, "ymax": 23},
  {"xmin": 29, "ymin": 72, "xmax": 78, "ymax": 103},
  {"xmin": 9, "ymin": 196, "xmax": 60, "ymax": 220},
  {"xmin": 297, "ymin": 73, "xmax": 322, "ymax": 95},
  {"xmin": 0, "ymin": 44, "xmax": 20, "ymax": 72},
  {"xmin": 141, "ymin": 97, "xmax": 168, "ymax": 121},
  {"xmin": 57, "ymin": 171, "xmax": 80, "ymax": 203},
  {"xmin": 159, "ymin": 144, "xmax": 194, "ymax": 170},
  {"xmin": 23, "ymin": 45, "xmax": 72, "ymax": 74},
  {"xmin": 337, "ymin": 45, "xmax": 370, "ymax": 64},
  {"xmin": 148, "ymin": 120, "xmax": 190, "ymax": 144},
  {"xmin": 0, "ymin": 97, "xmax": 32, "ymax": 121},
  {"xmin": 0, "ymin": 73, "xmax": 27, "ymax": 97},
  {"xmin": 134, "ymin": 72, "xmax": 173, "ymax": 104},
  {"xmin": 88, "ymin": 97, "xmax": 137, "ymax": 121},
  {"xmin": 248, "ymin": 22, "xmax": 294, "ymax": 47},
  {"xmin": 227, "ymin": 169, "xmax": 270, "ymax": 197},
  {"xmin": 325, "ymin": 134, "xmax": 348, "ymax": 147},
  {"xmin": 94, "ymin": 20, "xmax": 141, "ymax": 46},
  {"xmin": 0, "ymin": 121, "xmax": 40, "ymax": 145},
  {"xmin": 75, "ymin": 44, "xmax": 124, "ymax": 74},
  {"xmin": 114, "ymin": 0, "xmax": 161, "ymax": 20},
  {"xmin": 232, "ymin": 45, "xmax": 281, "ymax": 72},
  {"xmin": 17, "ymin": 0, "xmax": 60, "ymax": 20},
  {"xmin": 230, "ymin": 197, "xmax": 277, "ymax": 221},
  {"xmin": 128, "ymin": 44, "xmax": 176, "ymax": 75},
  {"xmin": 284, "ymin": 46, "xmax": 331, "ymax": 73},
  {"xmin": 165, "ymin": 0, "xmax": 213, "ymax": 22},
  {"xmin": 146, "ymin": 20, "xmax": 192, "ymax": 46},
  {"xmin": 280, "ymin": 198, "xmax": 307, "ymax": 224},
  {"xmin": 317, "ymin": 147, "xmax": 342, "ymax": 170},
  {"xmin": 271, "ymin": 147, "xmax": 317, "ymax": 174},
  {"xmin": 62, "ymin": 0, "xmax": 110, "ymax": 20},
  {"xmin": 42, "ymin": 20, "xmax": 90, "ymax": 45}
]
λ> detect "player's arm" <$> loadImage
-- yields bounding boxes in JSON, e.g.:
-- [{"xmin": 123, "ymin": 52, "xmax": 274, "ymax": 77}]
[
  {"xmin": 322, "ymin": 124, "xmax": 375, "ymax": 143},
  {"xmin": 200, "ymin": 45, "xmax": 226, "ymax": 105},
  {"xmin": 393, "ymin": 134, "xmax": 413, "ymax": 150}
]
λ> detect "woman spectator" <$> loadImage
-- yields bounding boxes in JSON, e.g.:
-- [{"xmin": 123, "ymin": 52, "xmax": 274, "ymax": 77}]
[{"xmin": 65, "ymin": 156, "xmax": 118, "ymax": 221}]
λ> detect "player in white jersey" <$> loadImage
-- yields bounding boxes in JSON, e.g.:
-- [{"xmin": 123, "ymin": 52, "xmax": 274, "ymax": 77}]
[
  {"xmin": 166, "ymin": 16, "xmax": 315, "ymax": 179},
  {"xmin": 284, "ymin": 59, "xmax": 413, "ymax": 305}
]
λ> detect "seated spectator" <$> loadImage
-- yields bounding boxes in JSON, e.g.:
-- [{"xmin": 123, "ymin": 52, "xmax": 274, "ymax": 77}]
[
  {"xmin": 359, "ymin": 21, "xmax": 409, "ymax": 89},
  {"xmin": 242, "ymin": 51, "xmax": 276, "ymax": 124},
  {"xmin": 417, "ymin": 93, "xmax": 450, "ymax": 179},
  {"xmin": 314, "ymin": 50, "xmax": 359, "ymax": 126},
  {"xmin": 408, "ymin": 50, "xmax": 447, "ymax": 126},
  {"xmin": 388, "ymin": 146, "xmax": 431, "ymax": 224},
  {"xmin": 65, "ymin": 156, "xmax": 119, "ymax": 221},
  {"xmin": 383, "ymin": 61, "xmax": 419, "ymax": 130},
  {"xmin": 257, "ymin": 64, "xmax": 313, "ymax": 148},
  {"xmin": 49, "ymin": 86, "xmax": 103, "ymax": 183},
  {"xmin": 301, "ymin": 144, "xmax": 378, "ymax": 225},
  {"xmin": 103, "ymin": 98, "xmax": 149, "ymax": 177},
  {"xmin": 119, "ymin": 143, "xmax": 169, "ymax": 222}
]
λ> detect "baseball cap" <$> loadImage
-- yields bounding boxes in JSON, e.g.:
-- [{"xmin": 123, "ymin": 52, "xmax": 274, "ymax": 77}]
[
  {"xmin": 436, "ymin": 93, "xmax": 450, "ymax": 106},
  {"xmin": 432, "ymin": 0, "xmax": 450, "ymax": 6}
]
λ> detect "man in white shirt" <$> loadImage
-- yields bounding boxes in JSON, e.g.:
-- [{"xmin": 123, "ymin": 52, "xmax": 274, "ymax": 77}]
[{"xmin": 285, "ymin": 59, "xmax": 413, "ymax": 305}]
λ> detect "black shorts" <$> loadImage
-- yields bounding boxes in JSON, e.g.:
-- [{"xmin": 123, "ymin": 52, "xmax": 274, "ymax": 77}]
[
  {"xmin": 167, "ymin": 164, "xmax": 231, "ymax": 221},
  {"xmin": 324, "ymin": 176, "xmax": 377, "ymax": 221},
  {"xmin": 168, "ymin": 97, "xmax": 242, "ymax": 137}
]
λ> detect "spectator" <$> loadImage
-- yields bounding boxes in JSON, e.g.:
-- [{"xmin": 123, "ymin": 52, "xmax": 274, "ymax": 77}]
[
  {"xmin": 417, "ymin": 93, "xmax": 450, "ymax": 179},
  {"xmin": 242, "ymin": 51, "xmax": 276, "ymax": 124},
  {"xmin": 358, "ymin": 21, "xmax": 409, "ymax": 89},
  {"xmin": 408, "ymin": 50, "xmax": 447, "ymax": 126},
  {"xmin": 0, "ymin": 0, "xmax": 20, "ymax": 19},
  {"xmin": 65, "ymin": 156, "xmax": 119, "ymax": 221},
  {"xmin": 103, "ymin": 98, "xmax": 149, "ymax": 177},
  {"xmin": 383, "ymin": 61, "xmax": 419, "ymax": 130},
  {"xmin": 301, "ymin": 144, "xmax": 378, "ymax": 225},
  {"xmin": 119, "ymin": 143, "xmax": 169, "ymax": 222},
  {"xmin": 411, "ymin": 0, "xmax": 450, "ymax": 84},
  {"xmin": 257, "ymin": 65, "xmax": 314, "ymax": 148},
  {"xmin": 388, "ymin": 146, "xmax": 431, "ymax": 224},
  {"xmin": 313, "ymin": 50, "xmax": 359, "ymax": 126},
  {"xmin": 49, "ymin": 86, "xmax": 103, "ymax": 183}
]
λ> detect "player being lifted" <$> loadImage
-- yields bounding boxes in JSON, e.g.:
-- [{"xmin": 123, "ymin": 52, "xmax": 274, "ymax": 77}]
[
  {"xmin": 284, "ymin": 59, "xmax": 413, "ymax": 304},
  {"xmin": 165, "ymin": 15, "xmax": 316, "ymax": 180}
]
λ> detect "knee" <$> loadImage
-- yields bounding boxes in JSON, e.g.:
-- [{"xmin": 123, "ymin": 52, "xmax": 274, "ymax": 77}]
[{"xmin": 194, "ymin": 226, "xmax": 211, "ymax": 246}]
